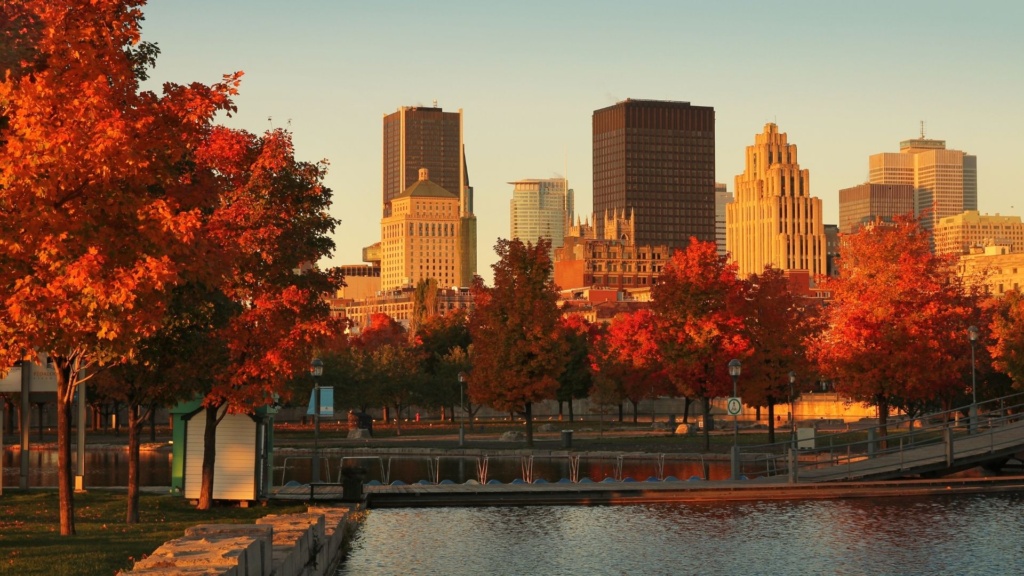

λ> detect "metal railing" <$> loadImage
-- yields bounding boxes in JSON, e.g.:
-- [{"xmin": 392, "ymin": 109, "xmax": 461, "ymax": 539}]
[{"xmin": 738, "ymin": 391, "xmax": 1024, "ymax": 482}]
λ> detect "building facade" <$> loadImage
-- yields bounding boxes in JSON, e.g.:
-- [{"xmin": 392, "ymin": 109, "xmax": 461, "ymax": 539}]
[
  {"xmin": 380, "ymin": 169, "xmax": 463, "ymax": 291},
  {"xmin": 726, "ymin": 123, "xmax": 826, "ymax": 279},
  {"xmin": 715, "ymin": 182, "xmax": 732, "ymax": 257},
  {"xmin": 509, "ymin": 178, "xmax": 573, "ymax": 260},
  {"xmin": 340, "ymin": 286, "xmax": 474, "ymax": 333},
  {"xmin": 868, "ymin": 135, "xmax": 977, "ymax": 233},
  {"xmin": 592, "ymin": 99, "xmax": 715, "ymax": 249},
  {"xmin": 824, "ymin": 224, "xmax": 840, "ymax": 278},
  {"xmin": 934, "ymin": 211, "xmax": 1024, "ymax": 256},
  {"xmin": 959, "ymin": 244, "xmax": 1024, "ymax": 297},
  {"xmin": 554, "ymin": 211, "xmax": 671, "ymax": 292},
  {"xmin": 382, "ymin": 106, "xmax": 476, "ymax": 284},
  {"xmin": 838, "ymin": 183, "xmax": 915, "ymax": 234}
]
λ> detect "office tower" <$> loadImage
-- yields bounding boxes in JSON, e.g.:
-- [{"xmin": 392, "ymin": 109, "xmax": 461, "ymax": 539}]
[
  {"xmin": 715, "ymin": 183, "xmax": 733, "ymax": 257},
  {"xmin": 726, "ymin": 123, "xmax": 826, "ymax": 279},
  {"xmin": 933, "ymin": 211, "xmax": 1024, "ymax": 256},
  {"xmin": 868, "ymin": 132, "xmax": 977, "ymax": 233},
  {"xmin": 824, "ymin": 224, "xmax": 840, "ymax": 278},
  {"xmin": 510, "ymin": 178, "xmax": 573, "ymax": 261},
  {"xmin": 838, "ymin": 183, "xmax": 915, "ymax": 234},
  {"xmin": 380, "ymin": 169, "xmax": 462, "ymax": 291},
  {"xmin": 592, "ymin": 99, "xmax": 715, "ymax": 248},
  {"xmin": 382, "ymin": 105, "xmax": 476, "ymax": 283}
]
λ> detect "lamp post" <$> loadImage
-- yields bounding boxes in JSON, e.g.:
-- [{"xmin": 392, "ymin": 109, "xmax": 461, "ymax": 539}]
[
  {"xmin": 458, "ymin": 371, "xmax": 466, "ymax": 447},
  {"xmin": 310, "ymin": 357, "xmax": 324, "ymax": 483},
  {"xmin": 968, "ymin": 325, "xmax": 979, "ymax": 434},
  {"xmin": 728, "ymin": 359, "xmax": 742, "ymax": 481},
  {"xmin": 789, "ymin": 371, "xmax": 797, "ymax": 451}
]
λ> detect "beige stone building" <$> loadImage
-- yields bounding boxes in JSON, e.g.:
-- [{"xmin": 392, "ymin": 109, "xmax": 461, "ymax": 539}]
[
  {"xmin": 868, "ymin": 135, "xmax": 977, "ymax": 233},
  {"xmin": 959, "ymin": 244, "xmax": 1024, "ymax": 297},
  {"xmin": 934, "ymin": 210, "xmax": 1024, "ymax": 256},
  {"xmin": 340, "ymin": 286, "xmax": 474, "ymax": 333},
  {"xmin": 380, "ymin": 168, "xmax": 463, "ymax": 291},
  {"xmin": 726, "ymin": 123, "xmax": 826, "ymax": 279}
]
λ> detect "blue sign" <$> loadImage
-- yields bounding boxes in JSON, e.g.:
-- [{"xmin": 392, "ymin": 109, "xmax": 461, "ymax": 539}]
[{"xmin": 306, "ymin": 387, "xmax": 334, "ymax": 417}]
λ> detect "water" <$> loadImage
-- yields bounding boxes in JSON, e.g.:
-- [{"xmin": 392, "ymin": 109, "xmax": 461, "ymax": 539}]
[
  {"xmin": 339, "ymin": 494, "xmax": 1024, "ymax": 575},
  {"xmin": 2, "ymin": 449, "xmax": 172, "ymax": 487}
]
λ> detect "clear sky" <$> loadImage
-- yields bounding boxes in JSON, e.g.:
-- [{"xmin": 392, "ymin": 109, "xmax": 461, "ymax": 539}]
[{"xmin": 139, "ymin": 0, "xmax": 1023, "ymax": 281}]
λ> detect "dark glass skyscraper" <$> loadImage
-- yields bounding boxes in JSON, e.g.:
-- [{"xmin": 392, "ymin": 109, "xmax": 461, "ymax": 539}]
[
  {"xmin": 382, "ymin": 106, "xmax": 462, "ymax": 218},
  {"xmin": 592, "ymin": 99, "xmax": 715, "ymax": 249}
]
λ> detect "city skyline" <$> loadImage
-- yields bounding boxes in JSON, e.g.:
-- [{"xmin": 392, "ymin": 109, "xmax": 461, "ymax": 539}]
[{"xmin": 139, "ymin": 1, "xmax": 1023, "ymax": 280}]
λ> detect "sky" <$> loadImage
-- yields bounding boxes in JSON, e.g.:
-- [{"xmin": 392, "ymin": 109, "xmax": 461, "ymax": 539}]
[{"xmin": 139, "ymin": 0, "xmax": 1024, "ymax": 281}]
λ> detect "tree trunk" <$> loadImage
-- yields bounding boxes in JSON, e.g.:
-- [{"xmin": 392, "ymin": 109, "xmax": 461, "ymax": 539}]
[
  {"xmin": 197, "ymin": 404, "xmax": 219, "ymax": 511},
  {"xmin": 568, "ymin": 400, "xmax": 574, "ymax": 423},
  {"xmin": 557, "ymin": 400, "xmax": 564, "ymax": 421},
  {"xmin": 149, "ymin": 404, "xmax": 157, "ymax": 443},
  {"xmin": 618, "ymin": 403, "xmax": 624, "ymax": 422},
  {"xmin": 877, "ymin": 395, "xmax": 890, "ymax": 450},
  {"xmin": 767, "ymin": 400, "xmax": 776, "ymax": 444},
  {"xmin": 393, "ymin": 404, "xmax": 402, "ymax": 435},
  {"xmin": 127, "ymin": 403, "xmax": 142, "ymax": 524},
  {"xmin": 701, "ymin": 395, "xmax": 711, "ymax": 452},
  {"xmin": 683, "ymin": 397, "xmax": 691, "ymax": 424},
  {"xmin": 55, "ymin": 363, "xmax": 76, "ymax": 536},
  {"xmin": 524, "ymin": 401, "xmax": 534, "ymax": 447},
  {"xmin": 631, "ymin": 400, "xmax": 638, "ymax": 423}
]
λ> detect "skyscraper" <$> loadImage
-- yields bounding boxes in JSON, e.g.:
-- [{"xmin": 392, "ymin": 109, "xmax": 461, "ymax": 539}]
[
  {"xmin": 382, "ymin": 105, "xmax": 476, "ymax": 284},
  {"xmin": 838, "ymin": 183, "xmax": 915, "ymax": 234},
  {"xmin": 715, "ymin": 183, "xmax": 733, "ymax": 257},
  {"xmin": 509, "ymin": 178, "xmax": 573, "ymax": 260},
  {"xmin": 592, "ymin": 99, "xmax": 716, "ymax": 248},
  {"xmin": 726, "ymin": 123, "xmax": 826, "ymax": 279},
  {"xmin": 868, "ymin": 133, "xmax": 977, "ymax": 234}
]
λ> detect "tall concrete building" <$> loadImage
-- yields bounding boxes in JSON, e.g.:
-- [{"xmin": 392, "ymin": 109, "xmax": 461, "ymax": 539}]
[
  {"xmin": 715, "ymin": 182, "xmax": 733, "ymax": 257},
  {"xmin": 934, "ymin": 211, "xmax": 1024, "ymax": 256},
  {"xmin": 868, "ymin": 133, "xmax": 977, "ymax": 233},
  {"xmin": 838, "ymin": 183, "xmax": 915, "ymax": 234},
  {"xmin": 382, "ymin": 105, "xmax": 476, "ymax": 284},
  {"xmin": 380, "ymin": 169, "xmax": 463, "ymax": 291},
  {"xmin": 726, "ymin": 123, "xmax": 826, "ymax": 279},
  {"xmin": 592, "ymin": 99, "xmax": 715, "ymax": 249},
  {"xmin": 509, "ymin": 178, "xmax": 573, "ymax": 260}
]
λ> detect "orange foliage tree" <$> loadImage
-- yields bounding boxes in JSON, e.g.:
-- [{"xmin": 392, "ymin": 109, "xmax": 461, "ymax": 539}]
[
  {"xmin": 469, "ymin": 239, "xmax": 566, "ymax": 446},
  {"xmin": 0, "ymin": 0, "xmax": 241, "ymax": 534},
  {"xmin": 555, "ymin": 314, "xmax": 596, "ymax": 422},
  {"xmin": 989, "ymin": 289, "xmax": 1024, "ymax": 388},
  {"xmin": 737, "ymin": 266, "xmax": 820, "ymax": 443},
  {"xmin": 652, "ymin": 238, "xmax": 749, "ymax": 450},
  {"xmin": 810, "ymin": 218, "xmax": 981, "ymax": 440},
  {"xmin": 597, "ymin": 310, "xmax": 672, "ymax": 423}
]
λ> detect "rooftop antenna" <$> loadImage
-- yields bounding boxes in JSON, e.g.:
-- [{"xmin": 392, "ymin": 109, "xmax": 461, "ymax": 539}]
[
  {"xmin": 920, "ymin": 120, "xmax": 925, "ymax": 139},
  {"xmin": 433, "ymin": 99, "xmax": 438, "ymax": 108}
]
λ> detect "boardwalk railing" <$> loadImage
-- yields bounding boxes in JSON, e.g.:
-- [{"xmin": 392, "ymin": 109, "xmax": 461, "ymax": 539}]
[{"xmin": 739, "ymin": 391, "xmax": 1024, "ymax": 483}]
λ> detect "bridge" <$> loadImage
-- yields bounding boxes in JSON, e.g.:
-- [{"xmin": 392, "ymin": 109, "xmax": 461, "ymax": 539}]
[{"xmin": 742, "ymin": 392, "xmax": 1024, "ymax": 483}]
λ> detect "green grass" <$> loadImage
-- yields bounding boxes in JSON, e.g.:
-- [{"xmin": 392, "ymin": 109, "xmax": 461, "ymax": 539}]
[{"xmin": 0, "ymin": 491, "xmax": 307, "ymax": 576}]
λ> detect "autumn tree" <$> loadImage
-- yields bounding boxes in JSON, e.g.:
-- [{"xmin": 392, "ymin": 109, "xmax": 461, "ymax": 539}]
[
  {"xmin": 810, "ymin": 218, "xmax": 980, "ymax": 441},
  {"xmin": 414, "ymin": 310, "xmax": 471, "ymax": 420},
  {"xmin": 191, "ymin": 126, "xmax": 342, "ymax": 510},
  {"xmin": 469, "ymin": 238, "xmax": 566, "ymax": 446},
  {"xmin": 652, "ymin": 238, "xmax": 749, "ymax": 450},
  {"xmin": 989, "ymin": 289, "xmax": 1024, "ymax": 387},
  {"xmin": 737, "ymin": 267, "xmax": 819, "ymax": 443},
  {"xmin": 555, "ymin": 315, "xmax": 595, "ymax": 422},
  {"xmin": 598, "ymin": 310, "xmax": 672, "ymax": 423},
  {"xmin": 0, "ymin": 0, "xmax": 241, "ymax": 534}
]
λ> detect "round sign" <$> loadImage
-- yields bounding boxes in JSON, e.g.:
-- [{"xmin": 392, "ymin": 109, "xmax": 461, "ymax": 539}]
[{"xmin": 727, "ymin": 397, "xmax": 742, "ymax": 416}]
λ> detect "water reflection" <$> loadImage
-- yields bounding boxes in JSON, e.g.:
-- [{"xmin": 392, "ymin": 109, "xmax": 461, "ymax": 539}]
[
  {"xmin": 2, "ymin": 449, "xmax": 172, "ymax": 487},
  {"xmin": 340, "ymin": 494, "xmax": 1024, "ymax": 576}
]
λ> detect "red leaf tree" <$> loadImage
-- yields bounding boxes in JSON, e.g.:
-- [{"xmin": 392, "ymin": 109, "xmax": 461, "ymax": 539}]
[
  {"xmin": 0, "ymin": 0, "xmax": 240, "ymax": 534},
  {"xmin": 810, "ymin": 218, "xmax": 980, "ymax": 440},
  {"xmin": 469, "ymin": 238, "xmax": 566, "ymax": 446},
  {"xmin": 652, "ymin": 238, "xmax": 749, "ymax": 450},
  {"xmin": 598, "ymin": 310, "xmax": 672, "ymax": 423},
  {"xmin": 989, "ymin": 289, "xmax": 1024, "ymax": 388}
]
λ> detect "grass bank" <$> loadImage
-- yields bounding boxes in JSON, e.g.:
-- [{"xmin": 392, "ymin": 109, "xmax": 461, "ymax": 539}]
[{"xmin": 0, "ymin": 490, "xmax": 307, "ymax": 576}]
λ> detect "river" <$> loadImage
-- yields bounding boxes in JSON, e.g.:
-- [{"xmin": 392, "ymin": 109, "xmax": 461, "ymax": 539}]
[{"xmin": 338, "ymin": 493, "xmax": 1024, "ymax": 575}]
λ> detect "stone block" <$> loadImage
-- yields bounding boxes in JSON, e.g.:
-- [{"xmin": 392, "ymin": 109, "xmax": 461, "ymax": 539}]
[{"xmin": 184, "ymin": 525, "xmax": 273, "ymax": 575}]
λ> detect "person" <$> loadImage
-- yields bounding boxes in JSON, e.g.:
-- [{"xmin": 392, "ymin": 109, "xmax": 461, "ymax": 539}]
[{"xmin": 347, "ymin": 410, "xmax": 358, "ymax": 431}]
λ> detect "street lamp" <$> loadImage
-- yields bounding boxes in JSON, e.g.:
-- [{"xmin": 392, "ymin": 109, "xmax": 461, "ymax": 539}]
[
  {"xmin": 458, "ymin": 371, "xmax": 466, "ymax": 447},
  {"xmin": 968, "ymin": 325, "xmax": 979, "ymax": 434},
  {"xmin": 728, "ymin": 358, "xmax": 742, "ymax": 481},
  {"xmin": 310, "ymin": 357, "xmax": 324, "ymax": 483}
]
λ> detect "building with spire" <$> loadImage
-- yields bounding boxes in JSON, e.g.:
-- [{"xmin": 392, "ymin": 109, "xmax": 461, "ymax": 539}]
[
  {"xmin": 592, "ymin": 99, "xmax": 716, "ymax": 249},
  {"xmin": 509, "ymin": 177, "xmax": 573, "ymax": 262},
  {"xmin": 868, "ymin": 126, "xmax": 977, "ymax": 234},
  {"xmin": 726, "ymin": 123, "xmax": 826, "ymax": 279},
  {"xmin": 380, "ymin": 168, "xmax": 463, "ymax": 291},
  {"xmin": 380, "ymin": 104, "xmax": 476, "ymax": 284}
]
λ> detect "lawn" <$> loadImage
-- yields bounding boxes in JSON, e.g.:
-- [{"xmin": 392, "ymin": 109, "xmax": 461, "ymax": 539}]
[{"xmin": 0, "ymin": 490, "xmax": 307, "ymax": 576}]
